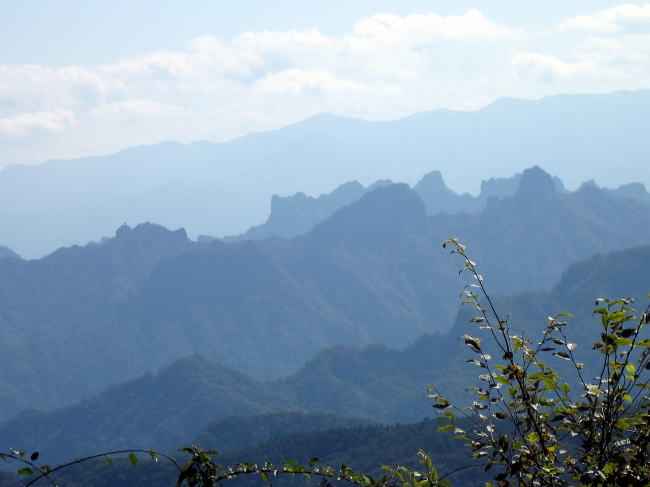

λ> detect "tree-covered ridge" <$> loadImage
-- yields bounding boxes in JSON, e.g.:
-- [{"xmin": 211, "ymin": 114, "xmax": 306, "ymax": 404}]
[
  {"xmin": 0, "ymin": 419, "xmax": 485, "ymax": 487},
  {"xmin": 2, "ymin": 242, "xmax": 649, "ymax": 468},
  {"xmin": 193, "ymin": 411, "xmax": 376, "ymax": 452}
]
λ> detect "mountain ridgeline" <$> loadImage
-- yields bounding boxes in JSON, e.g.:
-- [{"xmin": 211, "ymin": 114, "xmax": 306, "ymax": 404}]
[
  {"xmin": 1, "ymin": 167, "xmax": 650, "ymax": 424},
  {"xmin": 2, "ymin": 90, "xmax": 650, "ymax": 259}
]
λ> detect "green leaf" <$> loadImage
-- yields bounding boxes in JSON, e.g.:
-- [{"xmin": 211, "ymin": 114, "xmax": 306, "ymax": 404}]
[
  {"xmin": 260, "ymin": 471, "xmax": 269, "ymax": 484},
  {"xmin": 17, "ymin": 468, "xmax": 33, "ymax": 475},
  {"xmin": 442, "ymin": 410, "xmax": 457, "ymax": 423},
  {"xmin": 309, "ymin": 458, "xmax": 319, "ymax": 466},
  {"xmin": 625, "ymin": 364, "xmax": 635, "ymax": 374},
  {"xmin": 105, "ymin": 456, "xmax": 114, "ymax": 467},
  {"xmin": 128, "ymin": 453, "xmax": 138, "ymax": 467},
  {"xmin": 436, "ymin": 424, "xmax": 455, "ymax": 432}
]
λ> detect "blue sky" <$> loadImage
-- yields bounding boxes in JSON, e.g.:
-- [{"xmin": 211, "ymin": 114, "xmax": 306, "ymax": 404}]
[{"xmin": 1, "ymin": 0, "xmax": 649, "ymax": 166}]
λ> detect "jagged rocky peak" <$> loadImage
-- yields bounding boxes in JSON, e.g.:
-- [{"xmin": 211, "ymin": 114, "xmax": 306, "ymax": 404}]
[
  {"xmin": 270, "ymin": 192, "xmax": 308, "ymax": 212},
  {"xmin": 113, "ymin": 222, "xmax": 189, "ymax": 243},
  {"xmin": 578, "ymin": 179, "xmax": 601, "ymax": 192},
  {"xmin": 414, "ymin": 170, "xmax": 454, "ymax": 195},
  {"xmin": 412, "ymin": 170, "xmax": 475, "ymax": 215},
  {"xmin": 515, "ymin": 166, "xmax": 557, "ymax": 199},
  {"xmin": 613, "ymin": 182, "xmax": 649, "ymax": 201},
  {"xmin": 367, "ymin": 179, "xmax": 394, "ymax": 191},
  {"xmin": 481, "ymin": 171, "xmax": 565, "ymax": 200},
  {"xmin": 329, "ymin": 180, "xmax": 366, "ymax": 196},
  {"xmin": 480, "ymin": 173, "xmax": 522, "ymax": 199},
  {"xmin": 270, "ymin": 180, "xmax": 365, "ymax": 213}
]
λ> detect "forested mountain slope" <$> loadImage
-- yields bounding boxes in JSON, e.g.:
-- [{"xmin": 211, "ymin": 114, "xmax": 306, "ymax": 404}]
[
  {"xmin": 2, "ymin": 243, "xmax": 648, "ymax": 465},
  {"xmin": 0, "ymin": 419, "xmax": 484, "ymax": 487}
]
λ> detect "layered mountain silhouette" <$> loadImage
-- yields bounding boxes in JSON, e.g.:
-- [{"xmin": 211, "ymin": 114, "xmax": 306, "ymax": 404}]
[
  {"xmin": 219, "ymin": 168, "xmax": 642, "ymax": 243},
  {"xmin": 2, "ymin": 168, "xmax": 650, "ymax": 422},
  {"xmin": 2, "ymin": 242, "xmax": 648, "ymax": 464},
  {"xmin": 224, "ymin": 180, "xmax": 393, "ymax": 241},
  {"xmin": 2, "ymin": 90, "xmax": 650, "ymax": 258}
]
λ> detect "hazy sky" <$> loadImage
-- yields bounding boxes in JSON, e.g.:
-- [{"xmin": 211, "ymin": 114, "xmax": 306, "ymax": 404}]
[{"xmin": 2, "ymin": 1, "xmax": 649, "ymax": 167}]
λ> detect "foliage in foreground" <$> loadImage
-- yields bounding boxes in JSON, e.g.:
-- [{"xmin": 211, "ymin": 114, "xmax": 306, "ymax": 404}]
[{"xmin": 430, "ymin": 239, "xmax": 650, "ymax": 486}]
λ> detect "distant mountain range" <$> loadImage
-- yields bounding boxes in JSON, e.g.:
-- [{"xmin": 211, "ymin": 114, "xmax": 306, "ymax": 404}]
[
  {"xmin": 1, "ymin": 167, "xmax": 650, "ymax": 422},
  {"xmin": 1, "ymin": 90, "xmax": 650, "ymax": 258},
  {"xmin": 224, "ymin": 167, "xmax": 650, "ymax": 243},
  {"xmin": 2, "ymin": 242, "xmax": 648, "ymax": 465}
]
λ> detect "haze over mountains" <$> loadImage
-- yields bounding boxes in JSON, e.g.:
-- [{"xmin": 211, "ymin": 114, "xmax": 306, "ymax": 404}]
[
  {"xmin": 2, "ymin": 241, "xmax": 648, "ymax": 465},
  {"xmin": 1, "ymin": 90, "xmax": 649, "ymax": 485},
  {"xmin": 2, "ymin": 90, "xmax": 650, "ymax": 259},
  {"xmin": 1, "ymin": 166, "xmax": 650, "ymax": 424}
]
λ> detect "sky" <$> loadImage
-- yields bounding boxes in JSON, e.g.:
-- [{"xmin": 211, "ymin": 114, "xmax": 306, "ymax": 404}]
[{"xmin": 1, "ymin": 0, "xmax": 650, "ymax": 168}]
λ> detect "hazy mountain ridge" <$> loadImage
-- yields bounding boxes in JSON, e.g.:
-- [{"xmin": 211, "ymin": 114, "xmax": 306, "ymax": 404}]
[
  {"xmin": 223, "ymin": 167, "xmax": 637, "ymax": 244},
  {"xmin": 2, "ymin": 90, "xmax": 650, "ymax": 258},
  {"xmin": 428, "ymin": 167, "xmax": 650, "ymax": 294},
  {"xmin": 225, "ymin": 180, "xmax": 393, "ymax": 242},
  {"xmin": 2, "ymin": 243, "xmax": 648, "ymax": 466},
  {"xmin": 2, "ymin": 168, "xmax": 650, "ymax": 421}
]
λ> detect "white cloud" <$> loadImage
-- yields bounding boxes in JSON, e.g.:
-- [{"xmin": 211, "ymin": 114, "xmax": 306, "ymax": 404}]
[
  {"xmin": 511, "ymin": 3, "xmax": 650, "ymax": 89},
  {"xmin": 513, "ymin": 53, "xmax": 598, "ymax": 83},
  {"xmin": 351, "ymin": 9, "xmax": 521, "ymax": 44},
  {"xmin": 1, "ymin": 6, "xmax": 649, "ymax": 167},
  {"xmin": 0, "ymin": 109, "xmax": 76, "ymax": 137},
  {"xmin": 558, "ymin": 3, "xmax": 650, "ymax": 34},
  {"xmin": 252, "ymin": 69, "xmax": 366, "ymax": 95},
  {"xmin": 93, "ymin": 99, "xmax": 185, "ymax": 119}
]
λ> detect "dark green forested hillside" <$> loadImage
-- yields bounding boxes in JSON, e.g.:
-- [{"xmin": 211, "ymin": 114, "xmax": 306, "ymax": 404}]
[
  {"xmin": 194, "ymin": 411, "xmax": 376, "ymax": 452},
  {"xmin": 2, "ymin": 243, "xmax": 648, "ymax": 466},
  {"xmin": 0, "ymin": 419, "xmax": 487, "ymax": 487}
]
